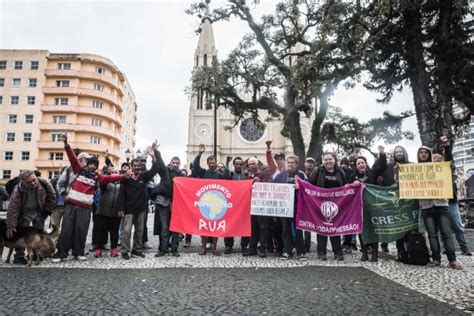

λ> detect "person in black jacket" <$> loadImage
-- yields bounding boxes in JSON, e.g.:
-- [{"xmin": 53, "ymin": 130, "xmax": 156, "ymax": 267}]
[
  {"xmin": 154, "ymin": 155, "xmax": 183, "ymax": 257},
  {"xmin": 308, "ymin": 152, "xmax": 349, "ymax": 261},
  {"xmin": 117, "ymin": 142, "xmax": 160, "ymax": 260}
]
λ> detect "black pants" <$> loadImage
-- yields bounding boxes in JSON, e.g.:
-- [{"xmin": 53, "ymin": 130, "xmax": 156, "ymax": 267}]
[
  {"xmin": 95, "ymin": 215, "xmax": 121, "ymax": 249},
  {"xmin": 280, "ymin": 217, "xmax": 305, "ymax": 255},
  {"xmin": 224, "ymin": 237, "xmax": 250, "ymax": 249},
  {"xmin": 142, "ymin": 208, "xmax": 149, "ymax": 244},
  {"xmin": 57, "ymin": 203, "xmax": 91, "ymax": 258},
  {"xmin": 249, "ymin": 215, "xmax": 268, "ymax": 250},
  {"xmin": 91, "ymin": 210, "xmax": 98, "ymax": 246},
  {"xmin": 268, "ymin": 217, "xmax": 283, "ymax": 252},
  {"xmin": 156, "ymin": 203, "xmax": 179, "ymax": 252},
  {"xmin": 304, "ymin": 231, "xmax": 312, "ymax": 252},
  {"xmin": 317, "ymin": 234, "xmax": 342, "ymax": 254}
]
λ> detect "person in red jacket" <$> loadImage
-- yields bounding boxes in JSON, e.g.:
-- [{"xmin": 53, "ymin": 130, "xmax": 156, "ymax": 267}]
[{"xmin": 53, "ymin": 135, "xmax": 128, "ymax": 262}]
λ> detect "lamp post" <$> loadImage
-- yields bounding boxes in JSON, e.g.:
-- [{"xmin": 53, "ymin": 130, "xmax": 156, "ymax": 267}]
[{"xmin": 125, "ymin": 149, "xmax": 132, "ymax": 163}]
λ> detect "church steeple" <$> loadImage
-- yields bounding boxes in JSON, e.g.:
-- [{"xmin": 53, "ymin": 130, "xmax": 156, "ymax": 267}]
[{"xmin": 194, "ymin": 3, "xmax": 217, "ymax": 68}]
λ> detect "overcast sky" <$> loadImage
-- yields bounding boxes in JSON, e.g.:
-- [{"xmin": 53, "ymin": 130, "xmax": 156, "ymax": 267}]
[{"xmin": 0, "ymin": 0, "xmax": 421, "ymax": 164}]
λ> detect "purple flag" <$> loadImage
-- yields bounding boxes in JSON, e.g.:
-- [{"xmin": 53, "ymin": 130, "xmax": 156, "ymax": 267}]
[{"xmin": 296, "ymin": 178, "xmax": 364, "ymax": 236}]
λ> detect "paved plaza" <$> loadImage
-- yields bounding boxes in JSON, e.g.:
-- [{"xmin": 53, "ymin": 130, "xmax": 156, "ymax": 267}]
[{"xmin": 1, "ymin": 214, "xmax": 473, "ymax": 314}]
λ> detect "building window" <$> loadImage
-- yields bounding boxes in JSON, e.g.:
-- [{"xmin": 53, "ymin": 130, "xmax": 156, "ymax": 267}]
[
  {"xmin": 8, "ymin": 115, "xmax": 17, "ymax": 124},
  {"xmin": 25, "ymin": 114, "xmax": 34, "ymax": 123},
  {"xmin": 14, "ymin": 61, "xmax": 23, "ymax": 70},
  {"xmin": 23, "ymin": 133, "xmax": 32, "ymax": 142},
  {"xmin": 12, "ymin": 78, "xmax": 21, "ymax": 87},
  {"xmin": 28, "ymin": 78, "xmax": 37, "ymax": 87},
  {"xmin": 2, "ymin": 170, "xmax": 11, "ymax": 179},
  {"xmin": 54, "ymin": 97, "xmax": 68, "ymax": 105},
  {"xmin": 92, "ymin": 100, "xmax": 103, "ymax": 109},
  {"xmin": 51, "ymin": 133, "xmax": 62, "ymax": 142},
  {"xmin": 92, "ymin": 118, "xmax": 102, "ymax": 127},
  {"xmin": 10, "ymin": 96, "xmax": 19, "ymax": 105},
  {"xmin": 0, "ymin": 61, "xmax": 6, "ymax": 70},
  {"xmin": 6, "ymin": 133, "xmax": 15, "ymax": 142},
  {"xmin": 21, "ymin": 151, "xmax": 30, "ymax": 160},
  {"xmin": 94, "ymin": 83, "xmax": 104, "ymax": 92},
  {"xmin": 49, "ymin": 152, "xmax": 63, "ymax": 160},
  {"xmin": 95, "ymin": 66, "xmax": 105, "ymax": 74},
  {"xmin": 90, "ymin": 136, "xmax": 101, "ymax": 144},
  {"xmin": 0, "ymin": 78, "xmax": 4, "ymax": 87},
  {"xmin": 4, "ymin": 152, "xmax": 13, "ymax": 161},
  {"xmin": 56, "ymin": 80, "xmax": 70, "ymax": 87},
  {"xmin": 53, "ymin": 116, "xmax": 66, "ymax": 124},
  {"xmin": 30, "ymin": 61, "xmax": 39, "ymax": 70},
  {"xmin": 27, "ymin": 96, "xmax": 36, "ymax": 105},
  {"xmin": 48, "ymin": 171, "xmax": 61, "ymax": 179},
  {"xmin": 0, "ymin": 96, "xmax": 3, "ymax": 104},
  {"xmin": 57, "ymin": 63, "xmax": 71, "ymax": 70}
]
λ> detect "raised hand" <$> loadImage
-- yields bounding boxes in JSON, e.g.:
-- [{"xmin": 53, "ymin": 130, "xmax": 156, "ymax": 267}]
[
  {"xmin": 199, "ymin": 144, "xmax": 205, "ymax": 154},
  {"xmin": 265, "ymin": 140, "xmax": 273, "ymax": 150},
  {"xmin": 61, "ymin": 133, "xmax": 68, "ymax": 145},
  {"xmin": 151, "ymin": 140, "xmax": 159, "ymax": 151},
  {"xmin": 226, "ymin": 156, "xmax": 232, "ymax": 165}
]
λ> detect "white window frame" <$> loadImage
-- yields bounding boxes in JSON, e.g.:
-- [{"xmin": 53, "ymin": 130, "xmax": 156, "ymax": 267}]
[
  {"xmin": 28, "ymin": 78, "xmax": 37, "ymax": 87},
  {"xmin": 49, "ymin": 152, "xmax": 64, "ymax": 160},
  {"xmin": 12, "ymin": 78, "xmax": 21, "ymax": 87},
  {"xmin": 27, "ymin": 96, "xmax": 35, "ymax": 105},
  {"xmin": 54, "ymin": 97, "xmax": 68, "ymax": 105},
  {"xmin": 90, "ymin": 135, "xmax": 101, "ymax": 144},
  {"xmin": 14, "ymin": 61, "xmax": 23, "ymax": 70},
  {"xmin": 94, "ymin": 83, "xmax": 104, "ymax": 91},
  {"xmin": 53, "ymin": 116, "xmax": 66, "ymax": 124},
  {"xmin": 8, "ymin": 114, "xmax": 17, "ymax": 124},
  {"xmin": 91, "ymin": 118, "xmax": 102, "ymax": 127},
  {"xmin": 6, "ymin": 133, "xmax": 15, "ymax": 142},
  {"xmin": 30, "ymin": 61, "xmax": 39, "ymax": 70},
  {"xmin": 51, "ymin": 133, "xmax": 62, "ymax": 142},
  {"xmin": 2, "ymin": 170, "xmax": 11, "ymax": 179},
  {"xmin": 57, "ymin": 63, "xmax": 71, "ymax": 70},
  {"xmin": 92, "ymin": 100, "xmax": 103, "ymax": 109},
  {"xmin": 0, "ymin": 96, "xmax": 2, "ymax": 104},
  {"xmin": 0, "ymin": 78, "xmax": 4, "ymax": 87},
  {"xmin": 21, "ymin": 151, "xmax": 30, "ymax": 161},
  {"xmin": 25, "ymin": 114, "xmax": 34, "ymax": 123},
  {"xmin": 4, "ymin": 152, "xmax": 13, "ymax": 161},
  {"xmin": 10, "ymin": 96, "xmax": 19, "ymax": 105},
  {"xmin": 56, "ymin": 80, "xmax": 70, "ymax": 87},
  {"xmin": 48, "ymin": 171, "xmax": 61, "ymax": 179},
  {"xmin": 23, "ymin": 133, "xmax": 32, "ymax": 142},
  {"xmin": 95, "ymin": 66, "xmax": 105, "ymax": 74},
  {"xmin": 0, "ymin": 61, "xmax": 6, "ymax": 70}
]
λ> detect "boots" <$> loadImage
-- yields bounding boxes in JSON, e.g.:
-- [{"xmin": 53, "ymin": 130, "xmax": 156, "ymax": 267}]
[
  {"xmin": 212, "ymin": 237, "xmax": 220, "ymax": 256},
  {"xmin": 371, "ymin": 245, "xmax": 378, "ymax": 262}
]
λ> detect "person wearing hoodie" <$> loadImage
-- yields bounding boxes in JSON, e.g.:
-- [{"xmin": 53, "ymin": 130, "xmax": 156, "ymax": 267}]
[
  {"xmin": 308, "ymin": 152, "xmax": 349, "ymax": 261},
  {"xmin": 372, "ymin": 144, "xmax": 410, "ymax": 255},
  {"xmin": 417, "ymin": 147, "xmax": 463, "ymax": 270}
]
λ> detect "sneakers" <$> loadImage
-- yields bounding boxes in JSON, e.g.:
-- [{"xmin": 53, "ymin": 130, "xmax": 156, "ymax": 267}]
[
  {"xmin": 75, "ymin": 256, "xmax": 87, "ymax": 261},
  {"xmin": 154, "ymin": 250, "xmax": 168, "ymax": 257},
  {"xmin": 51, "ymin": 257, "xmax": 64, "ymax": 263},
  {"xmin": 258, "ymin": 248, "xmax": 267, "ymax": 258},
  {"xmin": 171, "ymin": 251, "xmax": 180, "ymax": 257},
  {"xmin": 131, "ymin": 250, "xmax": 145, "ymax": 258},
  {"xmin": 462, "ymin": 250, "xmax": 472, "ymax": 256},
  {"xmin": 206, "ymin": 242, "xmax": 212, "ymax": 250},
  {"xmin": 141, "ymin": 242, "xmax": 152, "ymax": 250},
  {"xmin": 450, "ymin": 261, "xmax": 463, "ymax": 270},
  {"xmin": 317, "ymin": 252, "xmax": 328, "ymax": 261},
  {"xmin": 94, "ymin": 249, "xmax": 102, "ymax": 258},
  {"xmin": 224, "ymin": 246, "xmax": 232, "ymax": 254},
  {"xmin": 351, "ymin": 244, "xmax": 358, "ymax": 251},
  {"xmin": 280, "ymin": 252, "xmax": 291, "ymax": 260},
  {"xmin": 342, "ymin": 245, "xmax": 352, "ymax": 254},
  {"xmin": 111, "ymin": 248, "xmax": 119, "ymax": 257},
  {"xmin": 122, "ymin": 253, "xmax": 130, "ymax": 260},
  {"xmin": 296, "ymin": 254, "xmax": 308, "ymax": 261}
]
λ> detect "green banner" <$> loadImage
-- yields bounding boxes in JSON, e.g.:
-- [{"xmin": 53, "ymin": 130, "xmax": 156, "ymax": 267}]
[{"xmin": 361, "ymin": 184, "xmax": 423, "ymax": 244}]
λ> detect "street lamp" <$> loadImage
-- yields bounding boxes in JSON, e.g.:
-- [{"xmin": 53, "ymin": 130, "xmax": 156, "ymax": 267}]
[{"xmin": 125, "ymin": 149, "xmax": 132, "ymax": 163}]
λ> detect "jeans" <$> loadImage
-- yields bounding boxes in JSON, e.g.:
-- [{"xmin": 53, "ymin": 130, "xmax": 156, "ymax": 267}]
[
  {"xmin": 280, "ymin": 217, "xmax": 305, "ymax": 255},
  {"xmin": 249, "ymin": 215, "xmax": 268, "ymax": 251},
  {"xmin": 422, "ymin": 206, "xmax": 456, "ymax": 262},
  {"xmin": 121, "ymin": 211, "xmax": 146, "ymax": 253},
  {"xmin": 447, "ymin": 202, "xmax": 470, "ymax": 252},
  {"xmin": 156, "ymin": 203, "xmax": 179, "ymax": 252}
]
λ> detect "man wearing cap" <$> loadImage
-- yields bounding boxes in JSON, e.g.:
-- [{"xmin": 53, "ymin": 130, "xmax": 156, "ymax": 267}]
[{"xmin": 53, "ymin": 135, "xmax": 128, "ymax": 262}]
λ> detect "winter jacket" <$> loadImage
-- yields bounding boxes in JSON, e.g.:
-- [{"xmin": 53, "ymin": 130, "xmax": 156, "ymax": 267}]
[
  {"xmin": 0, "ymin": 186, "xmax": 8, "ymax": 211},
  {"xmin": 6, "ymin": 177, "xmax": 56, "ymax": 229},
  {"xmin": 373, "ymin": 146, "xmax": 410, "ymax": 186},
  {"xmin": 193, "ymin": 154, "xmax": 224, "ymax": 179},
  {"xmin": 57, "ymin": 166, "xmax": 76, "ymax": 197},
  {"xmin": 64, "ymin": 144, "xmax": 124, "ymax": 208},
  {"xmin": 96, "ymin": 182, "xmax": 121, "ymax": 217},
  {"xmin": 308, "ymin": 166, "xmax": 349, "ymax": 188}
]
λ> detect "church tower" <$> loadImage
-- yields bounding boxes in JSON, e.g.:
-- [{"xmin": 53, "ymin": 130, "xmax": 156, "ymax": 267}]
[{"xmin": 186, "ymin": 3, "xmax": 313, "ymax": 169}]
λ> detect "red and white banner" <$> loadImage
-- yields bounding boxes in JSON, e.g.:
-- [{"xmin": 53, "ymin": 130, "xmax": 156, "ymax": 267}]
[{"xmin": 170, "ymin": 177, "xmax": 252, "ymax": 237}]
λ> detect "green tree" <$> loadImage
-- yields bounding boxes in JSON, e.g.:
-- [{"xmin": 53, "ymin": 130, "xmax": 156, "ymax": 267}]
[
  {"xmin": 362, "ymin": 0, "xmax": 473, "ymax": 149},
  {"xmin": 189, "ymin": 0, "xmax": 413, "ymax": 162}
]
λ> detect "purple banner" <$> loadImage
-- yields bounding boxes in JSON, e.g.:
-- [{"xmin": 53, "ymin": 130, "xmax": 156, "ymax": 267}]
[{"xmin": 296, "ymin": 178, "xmax": 364, "ymax": 236}]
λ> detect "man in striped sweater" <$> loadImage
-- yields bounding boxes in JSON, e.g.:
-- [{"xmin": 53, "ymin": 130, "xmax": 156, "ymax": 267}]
[{"xmin": 53, "ymin": 135, "xmax": 128, "ymax": 262}]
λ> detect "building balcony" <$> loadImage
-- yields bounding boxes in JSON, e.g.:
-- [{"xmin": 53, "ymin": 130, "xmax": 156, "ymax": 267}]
[
  {"xmin": 41, "ymin": 105, "xmax": 122, "ymax": 124},
  {"xmin": 36, "ymin": 141, "xmax": 120, "ymax": 158},
  {"xmin": 42, "ymin": 87, "xmax": 123, "ymax": 112},
  {"xmin": 44, "ymin": 69, "xmax": 124, "ymax": 95},
  {"xmin": 38, "ymin": 123, "xmax": 120, "ymax": 141}
]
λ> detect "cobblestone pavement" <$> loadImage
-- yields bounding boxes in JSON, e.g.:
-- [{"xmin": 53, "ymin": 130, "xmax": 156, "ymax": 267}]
[
  {"xmin": 0, "ymin": 267, "xmax": 467, "ymax": 315},
  {"xmin": 1, "ymin": 214, "xmax": 473, "ymax": 314}
]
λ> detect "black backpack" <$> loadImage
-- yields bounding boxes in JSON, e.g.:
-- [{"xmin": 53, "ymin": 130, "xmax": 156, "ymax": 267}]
[
  {"xmin": 400, "ymin": 233, "xmax": 430, "ymax": 265},
  {"xmin": 5, "ymin": 177, "xmax": 20, "ymax": 196}
]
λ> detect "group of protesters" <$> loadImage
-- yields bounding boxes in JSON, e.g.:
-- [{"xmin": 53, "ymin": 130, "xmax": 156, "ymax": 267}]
[{"xmin": 1, "ymin": 134, "xmax": 470, "ymax": 270}]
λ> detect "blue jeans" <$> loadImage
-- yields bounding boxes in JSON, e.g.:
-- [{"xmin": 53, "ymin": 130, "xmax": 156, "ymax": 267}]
[
  {"xmin": 422, "ymin": 206, "xmax": 456, "ymax": 262},
  {"xmin": 156, "ymin": 203, "xmax": 179, "ymax": 252},
  {"xmin": 448, "ymin": 202, "xmax": 470, "ymax": 252}
]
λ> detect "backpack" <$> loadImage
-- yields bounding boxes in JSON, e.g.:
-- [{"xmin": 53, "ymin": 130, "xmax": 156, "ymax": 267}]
[
  {"xmin": 399, "ymin": 233, "xmax": 430, "ymax": 265},
  {"xmin": 5, "ymin": 177, "xmax": 20, "ymax": 195}
]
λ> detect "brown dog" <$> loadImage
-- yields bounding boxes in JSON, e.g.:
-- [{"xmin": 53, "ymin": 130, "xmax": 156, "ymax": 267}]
[{"xmin": 0, "ymin": 225, "xmax": 60, "ymax": 266}]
